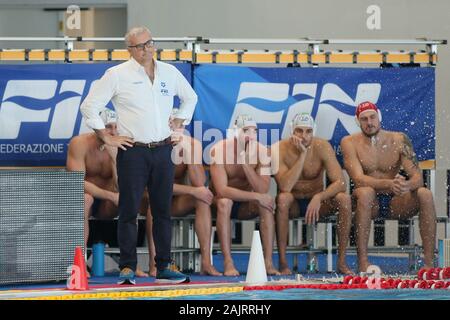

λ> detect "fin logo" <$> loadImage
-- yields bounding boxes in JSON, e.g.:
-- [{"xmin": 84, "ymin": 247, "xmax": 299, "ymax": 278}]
[
  {"xmin": 0, "ymin": 80, "xmax": 87, "ymax": 139},
  {"xmin": 229, "ymin": 82, "xmax": 286, "ymax": 136},
  {"xmin": 229, "ymin": 82, "xmax": 381, "ymax": 140}
]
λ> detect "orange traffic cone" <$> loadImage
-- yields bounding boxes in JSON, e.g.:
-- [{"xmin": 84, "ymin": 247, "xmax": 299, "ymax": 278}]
[{"xmin": 66, "ymin": 246, "xmax": 89, "ymax": 291}]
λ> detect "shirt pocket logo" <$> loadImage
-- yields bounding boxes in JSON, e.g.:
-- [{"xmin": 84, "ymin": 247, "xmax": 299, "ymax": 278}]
[{"xmin": 160, "ymin": 82, "xmax": 170, "ymax": 96}]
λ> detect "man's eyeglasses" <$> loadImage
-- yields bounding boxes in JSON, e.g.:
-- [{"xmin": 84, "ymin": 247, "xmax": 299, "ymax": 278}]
[{"xmin": 128, "ymin": 39, "xmax": 155, "ymax": 50}]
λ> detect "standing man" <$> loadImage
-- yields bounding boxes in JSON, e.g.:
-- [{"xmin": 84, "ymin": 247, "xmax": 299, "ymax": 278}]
[
  {"xmin": 210, "ymin": 115, "xmax": 280, "ymax": 276},
  {"xmin": 145, "ymin": 134, "xmax": 222, "ymax": 276},
  {"xmin": 80, "ymin": 26, "xmax": 197, "ymax": 284},
  {"xmin": 341, "ymin": 101, "xmax": 436, "ymax": 273},
  {"xmin": 271, "ymin": 113, "xmax": 353, "ymax": 275}
]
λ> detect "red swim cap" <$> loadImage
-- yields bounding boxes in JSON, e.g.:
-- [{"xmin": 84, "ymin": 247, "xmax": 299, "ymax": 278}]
[{"xmin": 355, "ymin": 101, "xmax": 379, "ymax": 119}]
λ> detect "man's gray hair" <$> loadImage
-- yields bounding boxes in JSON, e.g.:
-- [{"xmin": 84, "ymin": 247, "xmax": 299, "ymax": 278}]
[{"xmin": 124, "ymin": 26, "xmax": 151, "ymax": 46}]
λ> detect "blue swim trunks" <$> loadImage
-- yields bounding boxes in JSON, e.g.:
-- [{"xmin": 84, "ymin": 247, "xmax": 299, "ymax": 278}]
[
  {"xmin": 377, "ymin": 193, "xmax": 393, "ymax": 218},
  {"xmin": 230, "ymin": 201, "xmax": 242, "ymax": 219},
  {"xmin": 297, "ymin": 198, "xmax": 311, "ymax": 217}
]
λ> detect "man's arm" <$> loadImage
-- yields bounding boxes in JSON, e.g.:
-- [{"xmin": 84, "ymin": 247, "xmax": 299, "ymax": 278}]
[
  {"xmin": 242, "ymin": 143, "xmax": 271, "ymax": 194},
  {"xmin": 340, "ymin": 136, "xmax": 393, "ymax": 192},
  {"xmin": 210, "ymin": 145, "xmax": 259, "ymax": 202},
  {"xmin": 399, "ymin": 133, "xmax": 423, "ymax": 191},
  {"xmin": 66, "ymin": 138, "xmax": 118, "ymax": 204},
  {"xmin": 172, "ymin": 68, "xmax": 198, "ymax": 127},
  {"xmin": 104, "ymin": 144, "xmax": 119, "ymax": 190},
  {"xmin": 272, "ymin": 141, "xmax": 307, "ymax": 193},
  {"xmin": 172, "ymin": 137, "xmax": 214, "ymax": 205},
  {"xmin": 319, "ymin": 141, "xmax": 347, "ymax": 201},
  {"xmin": 187, "ymin": 164, "xmax": 207, "ymax": 187},
  {"xmin": 173, "ymin": 183, "xmax": 199, "ymax": 196},
  {"xmin": 80, "ymin": 69, "xmax": 134, "ymax": 149},
  {"xmin": 210, "ymin": 164, "xmax": 260, "ymax": 201},
  {"xmin": 186, "ymin": 137, "xmax": 207, "ymax": 187},
  {"xmin": 80, "ymin": 69, "xmax": 117, "ymax": 132},
  {"xmin": 173, "ymin": 179, "xmax": 214, "ymax": 205}
]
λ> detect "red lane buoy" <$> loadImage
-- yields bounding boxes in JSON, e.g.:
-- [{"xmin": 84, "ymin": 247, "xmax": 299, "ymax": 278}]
[
  {"xmin": 352, "ymin": 276, "xmax": 362, "ymax": 285},
  {"xmin": 343, "ymin": 275, "xmax": 353, "ymax": 284},
  {"xmin": 431, "ymin": 281, "xmax": 445, "ymax": 289},
  {"xmin": 428, "ymin": 268, "xmax": 440, "ymax": 280},
  {"xmin": 417, "ymin": 268, "xmax": 427, "ymax": 280},
  {"xmin": 416, "ymin": 280, "xmax": 428, "ymax": 289},
  {"xmin": 440, "ymin": 267, "xmax": 450, "ymax": 280},
  {"xmin": 393, "ymin": 279, "xmax": 402, "ymax": 288},
  {"xmin": 398, "ymin": 280, "xmax": 409, "ymax": 289}
]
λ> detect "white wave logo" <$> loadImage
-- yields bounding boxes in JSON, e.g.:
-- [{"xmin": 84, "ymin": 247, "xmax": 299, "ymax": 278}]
[
  {"xmin": 229, "ymin": 82, "xmax": 287, "ymax": 132},
  {"xmin": 315, "ymin": 83, "xmax": 381, "ymax": 139},
  {"xmin": 0, "ymin": 80, "xmax": 87, "ymax": 139},
  {"xmin": 229, "ymin": 82, "xmax": 381, "ymax": 140}
]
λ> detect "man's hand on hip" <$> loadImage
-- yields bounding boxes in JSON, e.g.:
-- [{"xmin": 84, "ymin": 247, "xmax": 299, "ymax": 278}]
[
  {"xmin": 171, "ymin": 118, "xmax": 185, "ymax": 129},
  {"xmin": 170, "ymin": 128, "xmax": 184, "ymax": 145},
  {"xmin": 103, "ymin": 134, "xmax": 134, "ymax": 150}
]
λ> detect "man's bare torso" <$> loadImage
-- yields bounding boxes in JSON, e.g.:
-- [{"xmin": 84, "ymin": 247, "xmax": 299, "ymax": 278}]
[
  {"xmin": 212, "ymin": 139, "xmax": 262, "ymax": 192},
  {"xmin": 350, "ymin": 130, "xmax": 402, "ymax": 180},
  {"xmin": 279, "ymin": 138, "xmax": 325, "ymax": 198},
  {"xmin": 82, "ymin": 134, "xmax": 117, "ymax": 192},
  {"xmin": 172, "ymin": 135, "xmax": 200, "ymax": 184},
  {"xmin": 174, "ymin": 163, "xmax": 188, "ymax": 184}
]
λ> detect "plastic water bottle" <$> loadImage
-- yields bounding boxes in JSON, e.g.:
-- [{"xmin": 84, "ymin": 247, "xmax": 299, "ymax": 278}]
[
  {"xmin": 92, "ymin": 242, "xmax": 105, "ymax": 277},
  {"xmin": 411, "ymin": 244, "xmax": 420, "ymax": 271},
  {"xmin": 308, "ymin": 255, "xmax": 318, "ymax": 273}
]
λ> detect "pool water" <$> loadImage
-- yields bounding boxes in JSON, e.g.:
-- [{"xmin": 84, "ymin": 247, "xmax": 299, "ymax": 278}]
[{"xmin": 138, "ymin": 288, "xmax": 450, "ymax": 300}]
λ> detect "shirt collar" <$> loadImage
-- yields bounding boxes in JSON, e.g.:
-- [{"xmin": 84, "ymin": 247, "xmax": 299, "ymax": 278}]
[{"xmin": 129, "ymin": 57, "xmax": 158, "ymax": 75}]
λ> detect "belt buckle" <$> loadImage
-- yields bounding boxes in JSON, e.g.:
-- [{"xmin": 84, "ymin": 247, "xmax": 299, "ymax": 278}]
[{"xmin": 147, "ymin": 142, "xmax": 155, "ymax": 148}]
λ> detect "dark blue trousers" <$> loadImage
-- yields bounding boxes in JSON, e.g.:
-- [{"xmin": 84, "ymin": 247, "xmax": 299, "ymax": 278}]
[{"xmin": 116, "ymin": 143, "xmax": 174, "ymax": 271}]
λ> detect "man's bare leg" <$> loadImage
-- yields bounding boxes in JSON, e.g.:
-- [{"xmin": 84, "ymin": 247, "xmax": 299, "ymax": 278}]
[
  {"xmin": 194, "ymin": 200, "xmax": 222, "ymax": 276},
  {"xmin": 417, "ymin": 188, "xmax": 437, "ymax": 269},
  {"xmin": 258, "ymin": 205, "xmax": 281, "ymax": 275},
  {"xmin": 390, "ymin": 188, "xmax": 437, "ymax": 269},
  {"xmin": 171, "ymin": 195, "xmax": 221, "ymax": 275},
  {"xmin": 353, "ymin": 187, "xmax": 378, "ymax": 273},
  {"xmin": 216, "ymin": 198, "xmax": 239, "ymax": 276},
  {"xmin": 275, "ymin": 192, "xmax": 295, "ymax": 275},
  {"xmin": 145, "ymin": 209, "xmax": 157, "ymax": 277},
  {"xmin": 84, "ymin": 194, "xmax": 94, "ymax": 278},
  {"xmin": 333, "ymin": 193, "xmax": 354, "ymax": 275},
  {"xmin": 84, "ymin": 193, "xmax": 94, "ymax": 248}
]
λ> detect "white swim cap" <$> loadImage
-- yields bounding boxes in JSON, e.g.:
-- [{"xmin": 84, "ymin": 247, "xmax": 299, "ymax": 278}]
[
  {"xmin": 234, "ymin": 114, "xmax": 257, "ymax": 129},
  {"xmin": 291, "ymin": 113, "xmax": 315, "ymax": 134}
]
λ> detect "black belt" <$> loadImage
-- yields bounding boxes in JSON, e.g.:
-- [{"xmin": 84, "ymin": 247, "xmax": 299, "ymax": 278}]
[{"xmin": 133, "ymin": 137, "xmax": 172, "ymax": 148}]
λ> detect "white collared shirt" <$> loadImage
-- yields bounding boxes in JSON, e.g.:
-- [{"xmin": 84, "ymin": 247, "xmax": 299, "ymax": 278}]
[{"xmin": 80, "ymin": 58, "xmax": 197, "ymax": 143}]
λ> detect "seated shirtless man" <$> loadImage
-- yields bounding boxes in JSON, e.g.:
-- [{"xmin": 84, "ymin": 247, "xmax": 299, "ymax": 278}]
[
  {"xmin": 271, "ymin": 113, "xmax": 353, "ymax": 275},
  {"xmin": 66, "ymin": 109, "xmax": 149, "ymax": 277},
  {"xmin": 341, "ymin": 101, "xmax": 436, "ymax": 273},
  {"xmin": 209, "ymin": 114, "xmax": 280, "ymax": 276}
]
